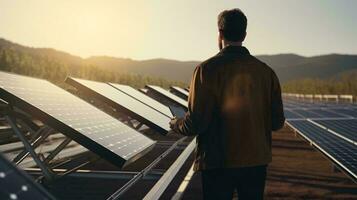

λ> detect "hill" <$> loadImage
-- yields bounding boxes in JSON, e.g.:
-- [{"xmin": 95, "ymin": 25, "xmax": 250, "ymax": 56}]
[
  {"xmin": 1, "ymin": 38, "xmax": 356, "ymax": 86},
  {"xmin": 0, "ymin": 38, "xmax": 186, "ymax": 88},
  {"xmin": 86, "ymin": 52, "xmax": 357, "ymax": 83}
]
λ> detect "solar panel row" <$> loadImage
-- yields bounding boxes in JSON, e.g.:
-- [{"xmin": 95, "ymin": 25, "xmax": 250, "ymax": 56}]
[
  {"xmin": 65, "ymin": 78, "xmax": 171, "ymax": 135},
  {"xmin": 283, "ymin": 109, "xmax": 303, "ymax": 119},
  {"xmin": 169, "ymin": 86, "xmax": 189, "ymax": 100},
  {"xmin": 145, "ymin": 85, "xmax": 188, "ymax": 109},
  {"xmin": 0, "ymin": 72, "xmax": 191, "ymax": 199},
  {"xmin": 313, "ymin": 119, "xmax": 357, "ymax": 142},
  {"xmin": 109, "ymin": 83, "xmax": 173, "ymax": 118},
  {"xmin": 0, "ymin": 71, "xmax": 155, "ymax": 168},
  {"xmin": 288, "ymin": 120, "xmax": 357, "ymax": 181},
  {"xmin": 289, "ymin": 109, "xmax": 323, "ymax": 118}
]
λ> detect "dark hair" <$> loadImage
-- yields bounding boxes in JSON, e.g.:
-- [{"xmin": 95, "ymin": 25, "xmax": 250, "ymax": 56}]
[{"xmin": 218, "ymin": 9, "xmax": 247, "ymax": 42}]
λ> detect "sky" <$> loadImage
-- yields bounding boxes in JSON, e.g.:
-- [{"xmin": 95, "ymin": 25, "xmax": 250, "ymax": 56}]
[{"xmin": 0, "ymin": 0, "xmax": 356, "ymax": 61}]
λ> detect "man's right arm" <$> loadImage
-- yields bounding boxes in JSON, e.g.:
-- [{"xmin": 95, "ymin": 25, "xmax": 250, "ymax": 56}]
[{"xmin": 271, "ymin": 70, "xmax": 285, "ymax": 131}]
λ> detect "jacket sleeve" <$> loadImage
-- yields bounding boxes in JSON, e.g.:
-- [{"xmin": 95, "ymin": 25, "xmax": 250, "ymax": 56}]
[
  {"xmin": 271, "ymin": 70, "xmax": 285, "ymax": 131},
  {"xmin": 173, "ymin": 65, "xmax": 216, "ymax": 136}
]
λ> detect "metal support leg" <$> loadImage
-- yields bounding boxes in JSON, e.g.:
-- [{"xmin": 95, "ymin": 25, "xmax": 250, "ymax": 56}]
[
  {"xmin": 5, "ymin": 115, "xmax": 55, "ymax": 181},
  {"xmin": 44, "ymin": 137, "xmax": 72, "ymax": 164},
  {"xmin": 135, "ymin": 122, "xmax": 144, "ymax": 130},
  {"xmin": 13, "ymin": 127, "xmax": 52, "ymax": 165}
]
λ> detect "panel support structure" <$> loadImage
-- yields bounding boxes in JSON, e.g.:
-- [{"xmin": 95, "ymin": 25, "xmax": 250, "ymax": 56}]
[{"xmin": 4, "ymin": 107, "xmax": 90, "ymax": 182}]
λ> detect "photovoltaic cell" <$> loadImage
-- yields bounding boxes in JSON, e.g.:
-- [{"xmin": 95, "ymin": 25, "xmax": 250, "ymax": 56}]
[
  {"xmin": 312, "ymin": 119, "xmax": 357, "ymax": 142},
  {"xmin": 66, "ymin": 78, "xmax": 171, "ymax": 134},
  {"xmin": 289, "ymin": 109, "xmax": 323, "ymax": 118},
  {"xmin": 0, "ymin": 154, "xmax": 55, "ymax": 200},
  {"xmin": 331, "ymin": 108, "xmax": 357, "ymax": 118},
  {"xmin": 288, "ymin": 120, "xmax": 357, "ymax": 181},
  {"xmin": 307, "ymin": 109, "xmax": 347, "ymax": 118},
  {"xmin": 108, "ymin": 83, "xmax": 173, "ymax": 118},
  {"xmin": 145, "ymin": 85, "xmax": 188, "ymax": 109},
  {"xmin": 0, "ymin": 71, "xmax": 155, "ymax": 167},
  {"xmin": 283, "ymin": 109, "xmax": 303, "ymax": 119}
]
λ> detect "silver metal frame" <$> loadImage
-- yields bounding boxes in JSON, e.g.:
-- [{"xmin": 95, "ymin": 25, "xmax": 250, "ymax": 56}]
[
  {"xmin": 143, "ymin": 137, "xmax": 196, "ymax": 200},
  {"xmin": 106, "ymin": 136, "xmax": 188, "ymax": 200}
]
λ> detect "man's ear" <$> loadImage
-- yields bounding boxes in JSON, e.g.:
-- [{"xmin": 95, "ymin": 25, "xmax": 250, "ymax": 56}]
[
  {"xmin": 218, "ymin": 30, "xmax": 224, "ymax": 50},
  {"xmin": 218, "ymin": 30, "xmax": 224, "ymax": 41}
]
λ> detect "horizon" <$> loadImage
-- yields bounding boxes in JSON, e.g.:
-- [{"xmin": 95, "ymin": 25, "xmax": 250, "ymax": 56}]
[
  {"xmin": 2, "ymin": 37, "xmax": 355, "ymax": 63},
  {"xmin": 1, "ymin": 0, "xmax": 356, "ymax": 61}
]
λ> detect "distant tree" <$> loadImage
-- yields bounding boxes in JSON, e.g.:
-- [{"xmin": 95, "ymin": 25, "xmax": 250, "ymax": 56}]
[
  {"xmin": 0, "ymin": 40, "xmax": 187, "ymax": 90},
  {"xmin": 282, "ymin": 70, "xmax": 357, "ymax": 95}
]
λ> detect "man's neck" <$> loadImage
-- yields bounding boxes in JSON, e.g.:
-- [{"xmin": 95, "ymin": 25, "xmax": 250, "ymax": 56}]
[{"xmin": 222, "ymin": 40, "xmax": 242, "ymax": 48}]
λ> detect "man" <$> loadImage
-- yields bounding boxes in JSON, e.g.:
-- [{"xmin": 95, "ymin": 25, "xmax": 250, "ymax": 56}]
[{"xmin": 169, "ymin": 8, "xmax": 285, "ymax": 200}]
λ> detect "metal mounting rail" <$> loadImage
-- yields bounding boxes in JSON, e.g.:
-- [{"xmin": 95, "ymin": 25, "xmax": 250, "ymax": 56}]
[
  {"xmin": 106, "ymin": 136, "xmax": 188, "ymax": 200},
  {"xmin": 143, "ymin": 137, "xmax": 196, "ymax": 200}
]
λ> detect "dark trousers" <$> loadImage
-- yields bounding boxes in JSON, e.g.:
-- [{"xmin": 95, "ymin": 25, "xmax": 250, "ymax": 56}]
[{"xmin": 201, "ymin": 165, "xmax": 267, "ymax": 200}]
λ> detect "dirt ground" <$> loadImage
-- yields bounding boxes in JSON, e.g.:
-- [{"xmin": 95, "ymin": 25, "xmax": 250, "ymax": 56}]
[{"xmin": 183, "ymin": 125, "xmax": 357, "ymax": 200}]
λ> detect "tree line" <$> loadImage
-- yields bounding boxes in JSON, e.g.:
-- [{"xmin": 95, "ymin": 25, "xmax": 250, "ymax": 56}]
[
  {"xmin": 282, "ymin": 70, "xmax": 357, "ymax": 96},
  {"xmin": 0, "ymin": 46, "xmax": 187, "ymax": 89},
  {"xmin": 0, "ymin": 40, "xmax": 355, "ymax": 95}
]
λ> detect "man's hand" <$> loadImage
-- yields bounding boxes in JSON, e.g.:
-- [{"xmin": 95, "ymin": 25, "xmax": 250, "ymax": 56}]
[
  {"xmin": 169, "ymin": 117, "xmax": 178, "ymax": 129},
  {"xmin": 168, "ymin": 117, "xmax": 179, "ymax": 135}
]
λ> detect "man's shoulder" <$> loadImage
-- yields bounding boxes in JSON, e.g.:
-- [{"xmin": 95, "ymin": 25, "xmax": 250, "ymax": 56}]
[
  {"xmin": 248, "ymin": 55, "xmax": 275, "ymax": 72},
  {"xmin": 198, "ymin": 52, "xmax": 274, "ymax": 73},
  {"xmin": 198, "ymin": 53, "xmax": 225, "ymax": 69}
]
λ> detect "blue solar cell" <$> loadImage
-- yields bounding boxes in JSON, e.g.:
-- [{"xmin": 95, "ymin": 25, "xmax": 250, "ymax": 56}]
[
  {"xmin": 290, "ymin": 109, "xmax": 323, "ymax": 118},
  {"xmin": 283, "ymin": 109, "xmax": 303, "ymax": 119},
  {"xmin": 331, "ymin": 109, "xmax": 357, "ymax": 118},
  {"xmin": 308, "ymin": 109, "xmax": 347, "ymax": 118},
  {"xmin": 288, "ymin": 120, "xmax": 357, "ymax": 181},
  {"xmin": 313, "ymin": 119, "xmax": 357, "ymax": 142}
]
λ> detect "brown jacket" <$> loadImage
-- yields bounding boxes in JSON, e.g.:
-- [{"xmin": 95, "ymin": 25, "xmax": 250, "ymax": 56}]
[{"xmin": 173, "ymin": 46, "xmax": 285, "ymax": 171}]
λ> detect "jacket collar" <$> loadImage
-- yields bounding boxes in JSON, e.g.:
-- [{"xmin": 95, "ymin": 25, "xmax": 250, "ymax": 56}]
[{"xmin": 218, "ymin": 45, "xmax": 250, "ymax": 56}]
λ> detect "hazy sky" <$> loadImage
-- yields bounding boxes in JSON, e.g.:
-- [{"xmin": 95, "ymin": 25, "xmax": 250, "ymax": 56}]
[{"xmin": 0, "ymin": 0, "xmax": 356, "ymax": 60}]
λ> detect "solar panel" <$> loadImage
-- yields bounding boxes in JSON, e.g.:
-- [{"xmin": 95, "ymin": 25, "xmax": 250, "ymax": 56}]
[
  {"xmin": 331, "ymin": 108, "xmax": 357, "ymax": 118},
  {"xmin": 0, "ymin": 153, "xmax": 55, "ymax": 200},
  {"xmin": 307, "ymin": 109, "xmax": 347, "ymax": 118},
  {"xmin": 145, "ymin": 85, "xmax": 188, "ymax": 109},
  {"xmin": 283, "ymin": 109, "xmax": 303, "ymax": 120},
  {"xmin": 65, "ymin": 78, "xmax": 171, "ymax": 134},
  {"xmin": 108, "ymin": 83, "xmax": 173, "ymax": 118},
  {"xmin": 289, "ymin": 109, "xmax": 323, "ymax": 118},
  {"xmin": 288, "ymin": 120, "xmax": 357, "ymax": 181},
  {"xmin": 312, "ymin": 119, "xmax": 357, "ymax": 142},
  {"xmin": 170, "ymin": 86, "xmax": 189, "ymax": 100},
  {"xmin": 0, "ymin": 71, "xmax": 155, "ymax": 167}
]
